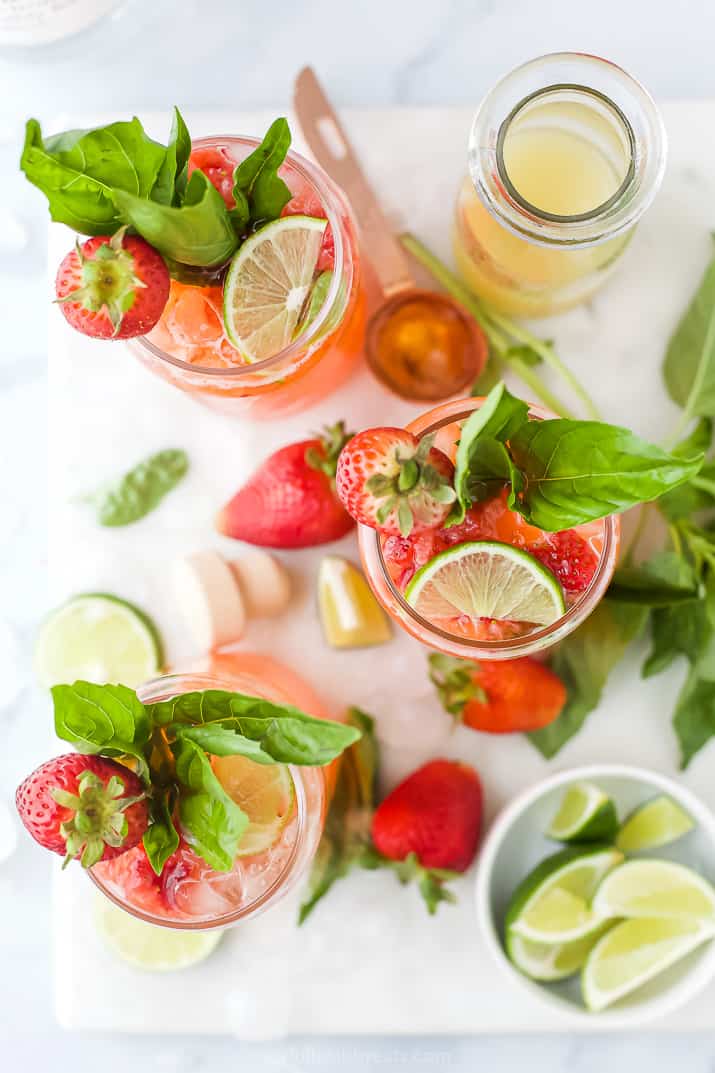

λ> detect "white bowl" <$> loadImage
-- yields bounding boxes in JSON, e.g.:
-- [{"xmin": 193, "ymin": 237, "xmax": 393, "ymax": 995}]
[{"xmin": 474, "ymin": 764, "xmax": 715, "ymax": 1028}]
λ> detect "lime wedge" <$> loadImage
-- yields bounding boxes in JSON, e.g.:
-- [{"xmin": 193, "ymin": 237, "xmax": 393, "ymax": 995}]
[
  {"xmin": 507, "ymin": 846, "xmax": 623, "ymax": 944},
  {"xmin": 582, "ymin": 916, "xmax": 714, "ymax": 1012},
  {"xmin": 615, "ymin": 796, "xmax": 695, "ymax": 853},
  {"xmin": 94, "ymin": 896, "xmax": 223, "ymax": 970},
  {"xmin": 404, "ymin": 541, "xmax": 566, "ymax": 626},
  {"xmin": 34, "ymin": 593, "xmax": 163, "ymax": 689},
  {"xmin": 507, "ymin": 920, "xmax": 612, "ymax": 982},
  {"xmin": 592, "ymin": 860, "xmax": 715, "ymax": 923},
  {"xmin": 223, "ymin": 215, "xmax": 327, "ymax": 362},
  {"xmin": 212, "ymin": 754, "xmax": 294, "ymax": 856},
  {"xmin": 318, "ymin": 556, "xmax": 391, "ymax": 648},
  {"xmin": 547, "ymin": 782, "xmax": 618, "ymax": 843}
]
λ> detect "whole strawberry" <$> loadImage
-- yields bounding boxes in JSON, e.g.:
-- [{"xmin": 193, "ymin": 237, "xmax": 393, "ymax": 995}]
[
  {"xmin": 16, "ymin": 754, "xmax": 148, "ymax": 868},
  {"xmin": 370, "ymin": 758, "xmax": 482, "ymax": 913},
  {"xmin": 55, "ymin": 228, "xmax": 170, "ymax": 339},
  {"xmin": 336, "ymin": 427, "xmax": 456, "ymax": 537},
  {"xmin": 429, "ymin": 653, "xmax": 566, "ymax": 734},
  {"xmin": 216, "ymin": 422, "xmax": 355, "ymax": 548}
]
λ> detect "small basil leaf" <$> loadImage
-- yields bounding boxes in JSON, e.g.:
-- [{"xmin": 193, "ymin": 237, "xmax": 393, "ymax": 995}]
[
  {"xmin": 299, "ymin": 708, "xmax": 378, "ymax": 924},
  {"xmin": 173, "ymin": 737, "xmax": 247, "ymax": 871},
  {"xmin": 151, "ymin": 106, "xmax": 192, "ymax": 206},
  {"xmin": 508, "ymin": 419, "xmax": 704, "ymax": 531},
  {"xmin": 528, "ymin": 601, "xmax": 647, "ymax": 758},
  {"xmin": 52, "ymin": 681, "xmax": 150, "ymax": 776},
  {"xmin": 663, "ymin": 242, "xmax": 715, "ymax": 421},
  {"xmin": 608, "ymin": 557, "xmax": 699, "ymax": 606},
  {"xmin": 142, "ymin": 794, "xmax": 179, "ymax": 876},
  {"xmin": 503, "ymin": 341, "xmax": 549, "ymax": 368},
  {"xmin": 232, "ymin": 117, "xmax": 292, "ymax": 224},
  {"xmin": 21, "ymin": 116, "xmax": 167, "ymax": 234},
  {"xmin": 174, "ymin": 724, "xmax": 275, "ymax": 764},
  {"xmin": 673, "ymin": 669, "xmax": 715, "ymax": 769},
  {"xmin": 644, "ymin": 599, "xmax": 710, "ymax": 678},
  {"xmin": 113, "ymin": 170, "xmax": 238, "ymax": 268},
  {"xmin": 89, "ymin": 448, "xmax": 189, "ymax": 527}
]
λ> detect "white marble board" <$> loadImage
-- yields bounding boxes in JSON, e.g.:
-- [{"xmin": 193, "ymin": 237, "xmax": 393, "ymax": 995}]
[{"xmin": 49, "ymin": 105, "xmax": 715, "ymax": 1035}]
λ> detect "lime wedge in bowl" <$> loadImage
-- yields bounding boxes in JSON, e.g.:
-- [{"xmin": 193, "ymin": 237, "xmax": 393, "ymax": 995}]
[
  {"xmin": 547, "ymin": 782, "xmax": 619, "ymax": 843},
  {"xmin": 34, "ymin": 593, "xmax": 163, "ymax": 689},
  {"xmin": 582, "ymin": 916, "xmax": 714, "ymax": 1012},
  {"xmin": 592, "ymin": 860, "xmax": 715, "ymax": 924},
  {"xmin": 223, "ymin": 215, "xmax": 327, "ymax": 362},
  {"xmin": 507, "ymin": 845, "xmax": 622, "ymax": 944},
  {"xmin": 95, "ymin": 896, "xmax": 223, "ymax": 971},
  {"xmin": 212, "ymin": 754, "xmax": 295, "ymax": 857},
  {"xmin": 404, "ymin": 541, "xmax": 566, "ymax": 627},
  {"xmin": 507, "ymin": 921, "xmax": 613, "ymax": 982},
  {"xmin": 616, "ymin": 796, "xmax": 695, "ymax": 853}
]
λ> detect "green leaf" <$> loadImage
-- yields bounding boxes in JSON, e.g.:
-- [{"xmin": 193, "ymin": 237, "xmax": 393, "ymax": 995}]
[
  {"xmin": 673, "ymin": 669, "xmax": 715, "ymax": 768},
  {"xmin": 173, "ymin": 737, "xmax": 248, "ymax": 871},
  {"xmin": 151, "ymin": 107, "xmax": 192, "ymax": 206},
  {"xmin": 298, "ymin": 708, "xmax": 378, "ymax": 924},
  {"xmin": 296, "ymin": 270, "xmax": 333, "ymax": 335},
  {"xmin": 644, "ymin": 598, "xmax": 709, "ymax": 677},
  {"xmin": 148, "ymin": 690, "xmax": 361, "ymax": 766},
  {"xmin": 174, "ymin": 724, "xmax": 276, "ymax": 764},
  {"xmin": 503, "ymin": 341, "xmax": 549, "ymax": 368},
  {"xmin": 608, "ymin": 556, "xmax": 699, "ymax": 607},
  {"xmin": 528, "ymin": 602, "xmax": 647, "ymax": 758},
  {"xmin": 21, "ymin": 116, "xmax": 169, "ymax": 234},
  {"xmin": 231, "ymin": 117, "xmax": 292, "ymax": 226},
  {"xmin": 663, "ymin": 244, "xmax": 715, "ymax": 421},
  {"xmin": 52, "ymin": 681, "xmax": 150, "ymax": 776},
  {"xmin": 142, "ymin": 793, "xmax": 180, "ymax": 875},
  {"xmin": 113, "ymin": 169, "xmax": 238, "ymax": 268},
  {"xmin": 89, "ymin": 448, "xmax": 189, "ymax": 527},
  {"xmin": 508, "ymin": 419, "xmax": 704, "ymax": 531}
]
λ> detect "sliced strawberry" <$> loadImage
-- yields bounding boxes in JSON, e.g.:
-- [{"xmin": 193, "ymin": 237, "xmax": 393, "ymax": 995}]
[
  {"xmin": 187, "ymin": 146, "xmax": 236, "ymax": 209},
  {"xmin": 336, "ymin": 427, "xmax": 456, "ymax": 537},
  {"xmin": 429, "ymin": 653, "xmax": 566, "ymax": 734},
  {"xmin": 531, "ymin": 530, "xmax": 599, "ymax": 594},
  {"xmin": 216, "ymin": 422, "xmax": 355, "ymax": 548}
]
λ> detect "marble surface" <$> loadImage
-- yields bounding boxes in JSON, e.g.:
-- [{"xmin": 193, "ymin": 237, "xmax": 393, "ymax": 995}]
[{"xmin": 3, "ymin": 0, "xmax": 715, "ymax": 1068}]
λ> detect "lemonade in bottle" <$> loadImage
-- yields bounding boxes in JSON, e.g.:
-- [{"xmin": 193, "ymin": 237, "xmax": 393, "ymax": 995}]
[{"xmin": 453, "ymin": 53, "xmax": 667, "ymax": 317}]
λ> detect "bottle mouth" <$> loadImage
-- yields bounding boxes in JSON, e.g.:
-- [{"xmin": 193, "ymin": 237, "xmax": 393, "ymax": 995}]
[{"xmin": 495, "ymin": 84, "xmax": 637, "ymax": 225}]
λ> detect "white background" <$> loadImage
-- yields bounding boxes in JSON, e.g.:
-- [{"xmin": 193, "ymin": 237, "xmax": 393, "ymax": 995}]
[{"xmin": 2, "ymin": 0, "xmax": 715, "ymax": 1068}]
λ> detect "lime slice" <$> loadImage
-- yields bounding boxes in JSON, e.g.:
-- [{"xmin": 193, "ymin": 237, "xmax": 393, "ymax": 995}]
[
  {"xmin": 34, "ymin": 593, "xmax": 163, "ymax": 688},
  {"xmin": 507, "ymin": 846, "xmax": 623, "ymax": 944},
  {"xmin": 546, "ymin": 782, "xmax": 619, "ymax": 843},
  {"xmin": 94, "ymin": 896, "xmax": 223, "ymax": 970},
  {"xmin": 615, "ymin": 796, "xmax": 695, "ymax": 853},
  {"xmin": 507, "ymin": 920, "xmax": 613, "ymax": 982},
  {"xmin": 212, "ymin": 754, "xmax": 295, "ymax": 856},
  {"xmin": 223, "ymin": 215, "xmax": 327, "ymax": 362},
  {"xmin": 592, "ymin": 860, "xmax": 715, "ymax": 923},
  {"xmin": 318, "ymin": 556, "xmax": 391, "ymax": 648},
  {"xmin": 582, "ymin": 916, "xmax": 714, "ymax": 1012},
  {"xmin": 404, "ymin": 541, "xmax": 566, "ymax": 626}
]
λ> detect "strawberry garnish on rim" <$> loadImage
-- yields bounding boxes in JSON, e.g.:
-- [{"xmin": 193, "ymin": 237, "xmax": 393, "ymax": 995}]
[{"xmin": 336, "ymin": 427, "xmax": 456, "ymax": 537}]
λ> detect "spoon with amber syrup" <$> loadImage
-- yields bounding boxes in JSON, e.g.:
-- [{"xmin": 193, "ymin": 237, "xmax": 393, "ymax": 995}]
[{"xmin": 293, "ymin": 67, "xmax": 487, "ymax": 402}]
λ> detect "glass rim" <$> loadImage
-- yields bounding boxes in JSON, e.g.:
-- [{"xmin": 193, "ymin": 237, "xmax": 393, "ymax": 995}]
[
  {"xmin": 359, "ymin": 397, "xmax": 621, "ymax": 660},
  {"xmin": 468, "ymin": 51, "xmax": 667, "ymax": 248},
  {"xmin": 89, "ymin": 671, "xmax": 322, "ymax": 931},
  {"xmin": 130, "ymin": 134, "xmax": 351, "ymax": 379}
]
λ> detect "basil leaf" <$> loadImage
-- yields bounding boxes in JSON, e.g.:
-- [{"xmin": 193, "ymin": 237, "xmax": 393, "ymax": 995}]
[
  {"xmin": 151, "ymin": 107, "xmax": 191, "ymax": 206},
  {"xmin": 608, "ymin": 555, "xmax": 699, "ymax": 607},
  {"xmin": 174, "ymin": 724, "xmax": 276, "ymax": 764},
  {"xmin": 173, "ymin": 737, "xmax": 247, "ymax": 871},
  {"xmin": 450, "ymin": 382, "xmax": 529, "ymax": 522},
  {"xmin": 21, "ymin": 116, "xmax": 168, "ymax": 235},
  {"xmin": 52, "ymin": 681, "xmax": 150, "ymax": 776},
  {"xmin": 148, "ymin": 690, "xmax": 361, "ymax": 765},
  {"xmin": 673, "ymin": 669, "xmax": 715, "ymax": 769},
  {"xmin": 528, "ymin": 601, "xmax": 647, "ymax": 758},
  {"xmin": 89, "ymin": 448, "xmax": 189, "ymax": 527},
  {"xmin": 142, "ymin": 793, "xmax": 179, "ymax": 875},
  {"xmin": 232, "ymin": 117, "xmax": 292, "ymax": 225},
  {"xmin": 503, "ymin": 341, "xmax": 548, "ymax": 368},
  {"xmin": 659, "ymin": 421, "xmax": 715, "ymax": 520},
  {"xmin": 113, "ymin": 169, "xmax": 238, "ymax": 267},
  {"xmin": 508, "ymin": 419, "xmax": 704, "ymax": 531},
  {"xmin": 663, "ymin": 243, "xmax": 715, "ymax": 421},
  {"xmin": 645, "ymin": 598, "xmax": 709, "ymax": 678},
  {"xmin": 299, "ymin": 709, "xmax": 378, "ymax": 924}
]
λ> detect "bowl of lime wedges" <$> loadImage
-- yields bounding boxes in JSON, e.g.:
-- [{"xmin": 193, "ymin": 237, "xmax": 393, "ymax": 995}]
[{"xmin": 475, "ymin": 764, "xmax": 715, "ymax": 1026}]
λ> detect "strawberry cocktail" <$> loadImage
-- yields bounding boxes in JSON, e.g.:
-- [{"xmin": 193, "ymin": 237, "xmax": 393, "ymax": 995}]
[
  {"xmin": 336, "ymin": 382, "xmax": 702, "ymax": 660},
  {"xmin": 15, "ymin": 657, "xmax": 357, "ymax": 930},
  {"xmin": 21, "ymin": 112, "xmax": 365, "ymax": 420}
]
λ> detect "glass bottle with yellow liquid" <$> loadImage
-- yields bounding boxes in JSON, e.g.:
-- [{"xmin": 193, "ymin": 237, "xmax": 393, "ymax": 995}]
[{"xmin": 453, "ymin": 53, "xmax": 667, "ymax": 317}]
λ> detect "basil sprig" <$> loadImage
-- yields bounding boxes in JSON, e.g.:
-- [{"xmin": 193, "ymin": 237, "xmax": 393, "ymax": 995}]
[
  {"xmin": 52, "ymin": 681, "xmax": 360, "ymax": 874},
  {"xmin": 21, "ymin": 109, "xmax": 293, "ymax": 269},
  {"xmin": 87, "ymin": 448, "xmax": 188, "ymax": 527},
  {"xmin": 449, "ymin": 382, "xmax": 704, "ymax": 531}
]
